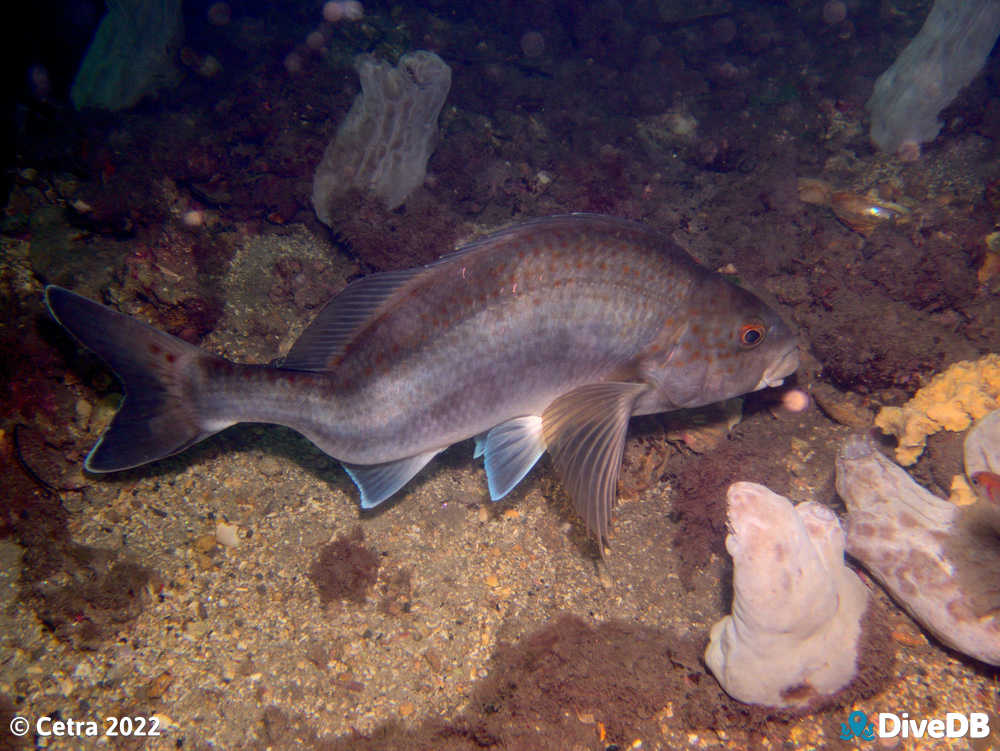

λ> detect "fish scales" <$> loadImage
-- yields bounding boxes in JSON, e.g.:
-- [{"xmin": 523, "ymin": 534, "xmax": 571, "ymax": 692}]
[
  {"xmin": 45, "ymin": 214, "xmax": 799, "ymax": 545},
  {"xmin": 300, "ymin": 219, "xmax": 694, "ymax": 457}
]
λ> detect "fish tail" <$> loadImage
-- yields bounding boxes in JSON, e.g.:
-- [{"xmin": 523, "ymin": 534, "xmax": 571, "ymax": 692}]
[{"xmin": 45, "ymin": 286, "xmax": 222, "ymax": 472}]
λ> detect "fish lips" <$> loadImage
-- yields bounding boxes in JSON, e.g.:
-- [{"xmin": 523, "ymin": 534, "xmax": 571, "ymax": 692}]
[{"xmin": 754, "ymin": 341, "xmax": 800, "ymax": 391}]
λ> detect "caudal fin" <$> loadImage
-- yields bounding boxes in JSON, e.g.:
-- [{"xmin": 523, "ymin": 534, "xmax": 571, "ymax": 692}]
[{"xmin": 45, "ymin": 286, "xmax": 220, "ymax": 472}]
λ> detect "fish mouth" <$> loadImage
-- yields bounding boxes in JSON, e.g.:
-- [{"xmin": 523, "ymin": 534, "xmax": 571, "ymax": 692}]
[{"xmin": 754, "ymin": 343, "xmax": 800, "ymax": 390}]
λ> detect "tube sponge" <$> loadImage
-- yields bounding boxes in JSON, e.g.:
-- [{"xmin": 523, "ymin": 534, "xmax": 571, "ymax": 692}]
[
  {"xmin": 836, "ymin": 433, "xmax": 1000, "ymax": 665},
  {"xmin": 71, "ymin": 0, "xmax": 184, "ymax": 111},
  {"xmin": 705, "ymin": 482, "xmax": 869, "ymax": 707},
  {"xmin": 312, "ymin": 51, "xmax": 452, "ymax": 221},
  {"xmin": 867, "ymin": 0, "xmax": 1000, "ymax": 155}
]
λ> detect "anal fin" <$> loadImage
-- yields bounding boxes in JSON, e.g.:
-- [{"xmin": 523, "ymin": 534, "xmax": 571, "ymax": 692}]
[
  {"xmin": 542, "ymin": 382, "xmax": 648, "ymax": 546},
  {"xmin": 343, "ymin": 449, "xmax": 440, "ymax": 509},
  {"xmin": 473, "ymin": 433, "xmax": 487, "ymax": 459},
  {"xmin": 481, "ymin": 416, "xmax": 546, "ymax": 500}
]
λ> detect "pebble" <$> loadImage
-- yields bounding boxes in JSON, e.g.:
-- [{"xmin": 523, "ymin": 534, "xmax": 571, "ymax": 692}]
[
  {"xmin": 485, "ymin": 574, "xmax": 500, "ymax": 588},
  {"xmin": 597, "ymin": 565, "xmax": 614, "ymax": 590},
  {"xmin": 74, "ymin": 398, "xmax": 92, "ymax": 430},
  {"xmin": 216, "ymin": 522, "xmax": 240, "ymax": 548},
  {"xmin": 193, "ymin": 533, "xmax": 217, "ymax": 554},
  {"xmin": 72, "ymin": 660, "xmax": 95, "ymax": 681},
  {"xmin": 305, "ymin": 641, "xmax": 329, "ymax": 667},
  {"xmin": 398, "ymin": 701, "xmax": 415, "ymax": 716},
  {"xmin": 890, "ymin": 624, "xmax": 927, "ymax": 648},
  {"xmin": 258, "ymin": 456, "xmax": 283, "ymax": 477},
  {"xmin": 423, "ymin": 649, "xmax": 441, "ymax": 672},
  {"xmin": 220, "ymin": 660, "xmax": 238, "ymax": 682},
  {"xmin": 145, "ymin": 671, "xmax": 174, "ymax": 699},
  {"xmin": 152, "ymin": 714, "xmax": 178, "ymax": 730},
  {"xmin": 811, "ymin": 382, "xmax": 872, "ymax": 428},
  {"xmin": 186, "ymin": 620, "xmax": 211, "ymax": 639}
]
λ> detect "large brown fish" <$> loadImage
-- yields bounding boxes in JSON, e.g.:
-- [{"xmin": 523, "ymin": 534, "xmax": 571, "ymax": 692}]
[{"xmin": 45, "ymin": 214, "xmax": 798, "ymax": 543}]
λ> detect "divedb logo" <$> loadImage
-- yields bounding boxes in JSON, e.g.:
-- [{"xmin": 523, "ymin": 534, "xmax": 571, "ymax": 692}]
[{"xmin": 840, "ymin": 710, "xmax": 991, "ymax": 741}]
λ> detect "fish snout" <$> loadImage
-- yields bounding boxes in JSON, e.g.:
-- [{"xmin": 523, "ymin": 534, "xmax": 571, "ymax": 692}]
[{"xmin": 755, "ymin": 342, "xmax": 800, "ymax": 390}]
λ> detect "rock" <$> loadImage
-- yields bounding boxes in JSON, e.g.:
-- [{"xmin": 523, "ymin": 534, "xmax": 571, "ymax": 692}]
[
  {"xmin": 705, "ymin": 482, "xmax": 869, "ymax": 707},
  {"xmin": 811, "ymin": 382, "xmax": 872, "ymax": 429},
  {"xmin": 836, "ymin": 434, "xmax": 1000, "ymax": 665},
  {"xmin": 663, "ymin": 397, "xmax": 743, "ymax": 453},
  {"xmin": 193, "ymin": 533, "xmax": 217, "ymax": 553},
  {"xmin": 75, "ymin": 398, "xmax": 93, "ymax": 431},
  {"xmin": 257, "ymin": 456, "xmax": 283, "ymax": 477},
  {"xmin": 215, "ymin": 522, "xmax": 239, "ymax": 548}
]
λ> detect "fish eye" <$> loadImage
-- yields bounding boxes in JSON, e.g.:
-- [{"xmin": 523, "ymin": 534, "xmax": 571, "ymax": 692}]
[{"xmin": 739, "ymin": 322, "xmax": 766, "ymax": 347}]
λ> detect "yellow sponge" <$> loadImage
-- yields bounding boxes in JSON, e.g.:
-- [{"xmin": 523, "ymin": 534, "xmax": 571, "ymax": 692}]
[{"xmin": 875, "ymin": 354, "xmax": 1000, "ymax": 465}]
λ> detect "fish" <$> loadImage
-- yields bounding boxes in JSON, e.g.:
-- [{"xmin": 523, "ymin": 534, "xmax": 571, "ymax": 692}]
[
  {"xmin": 971, "ymin": 471, "xmax": 1000, "ymax": 507},
  {"xmin": 44, "ymin": 214, "xmax": 799, "ymax": 544}
]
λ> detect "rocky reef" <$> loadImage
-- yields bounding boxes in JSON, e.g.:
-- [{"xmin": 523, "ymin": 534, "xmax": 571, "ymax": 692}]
[
  {"xmin": 312, "ymin": 51, "xmax": 452, "ymax": 222},
  {"xmin": 836, "ymin": 432, "xmax": 1000, "ymax": 665},
  {"xmin": 705, "ymin": 482, "xmax": 869, "ymax": 707}
]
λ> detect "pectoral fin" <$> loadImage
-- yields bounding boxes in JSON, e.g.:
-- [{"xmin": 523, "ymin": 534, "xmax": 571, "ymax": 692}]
[
  {"xmin": 542, "ymin": 382, "xmax": 648, "ymax": 545},
  {"xmin": 343, "ymin": 449, "xmax": 441, "ymax": 509},
  {"xmin": 480, "ymin": 416, "xmax": 546, "ymax": 500}
]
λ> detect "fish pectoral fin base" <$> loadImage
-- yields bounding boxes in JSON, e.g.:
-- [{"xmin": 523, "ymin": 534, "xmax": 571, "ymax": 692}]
[
  {"xmin": 343, "ymin": 449, "xmax": 441, "ymax": 509},
  {"xmin": 542, "ymin": 382, "xmax": 648, "ymax": 546},
  {"xmin": 482, "ymin": 416, "xmax": 546, "ymax": 500}
]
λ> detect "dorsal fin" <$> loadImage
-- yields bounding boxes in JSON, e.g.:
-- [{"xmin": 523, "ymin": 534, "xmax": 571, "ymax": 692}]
[
  {"xmin": 281, "ymin": 268, "xmax": 421, "ymax": 371},
  {"xmin": 281, "ymin": 214, "xmax": 651, "ymax": 372}
]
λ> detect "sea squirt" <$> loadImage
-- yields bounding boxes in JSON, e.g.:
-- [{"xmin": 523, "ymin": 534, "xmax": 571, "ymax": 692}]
[{"xmin": 705, "ymin": 482, "xmax": 869, "ymax": 707}]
